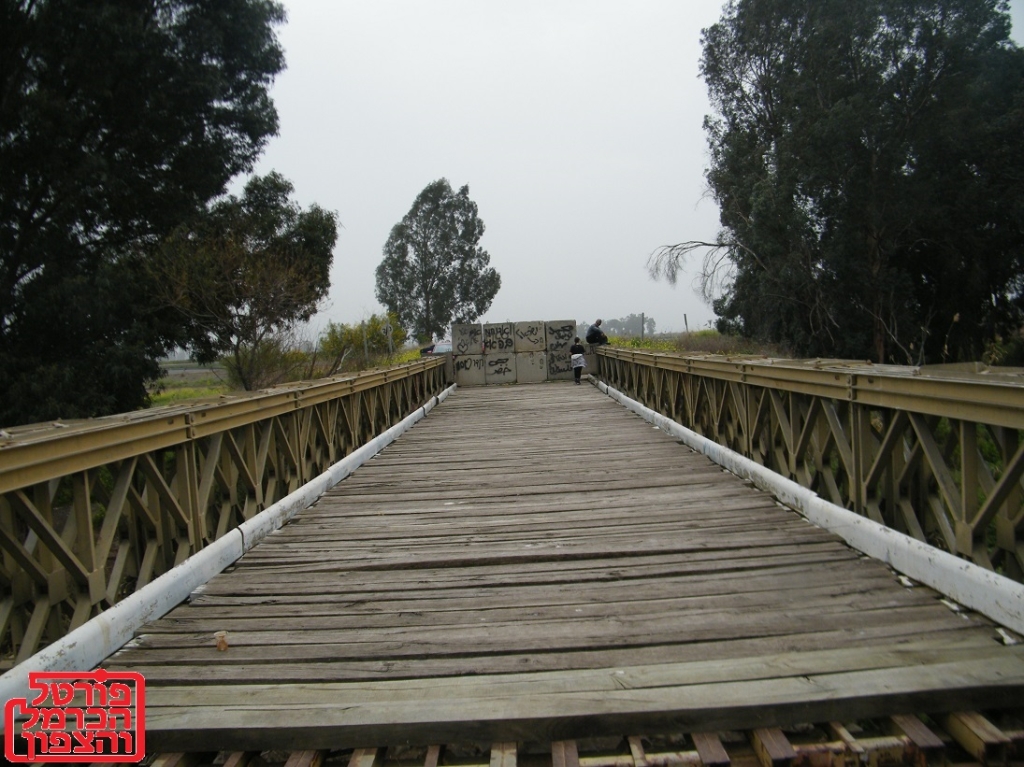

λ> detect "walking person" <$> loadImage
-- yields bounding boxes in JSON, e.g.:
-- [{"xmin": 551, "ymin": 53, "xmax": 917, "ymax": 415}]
[{"xmin": 570, "ymin": 337, "xmax": 587, "ymax": 385}]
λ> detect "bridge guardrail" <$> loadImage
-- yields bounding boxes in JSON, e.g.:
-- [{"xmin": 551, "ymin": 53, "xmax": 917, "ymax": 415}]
[
  {"xmin": 0, "ymin": 358, "xmax": 448, "ymax": 665},
  {"xmin": 596, "ymin": 348, "xmax": 1024, "ymax": 584}
]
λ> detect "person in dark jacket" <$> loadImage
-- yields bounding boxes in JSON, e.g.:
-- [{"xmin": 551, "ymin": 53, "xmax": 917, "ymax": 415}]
[
  {"xmin": 570, "ymin": 337, "xmax": 586, "ymax": 384},
  {"xmin": 585, "ymin": 319, "xmax": 608, "ymax": 345}
]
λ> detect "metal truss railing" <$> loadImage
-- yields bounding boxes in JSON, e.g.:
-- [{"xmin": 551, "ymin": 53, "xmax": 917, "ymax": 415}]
[
  {"xmin": 0, "ymin": 358, "xmax": 448, "ymax": 664},
  {"xmin": 597, "ymin": 348, "xmax": 1024, "ymax": 583}
]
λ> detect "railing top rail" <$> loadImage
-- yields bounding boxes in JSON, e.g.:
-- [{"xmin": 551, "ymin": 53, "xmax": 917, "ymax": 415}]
[
  {"xmin": 597, "ymin": 348, "xmax": 1024, "ymax": 427},
  {"xmin": 0, "ymin": 357, "xmax": 445, "ymax": 494},
  {"xmin": 598, "ymin": 347, "xmax": 1024, "ymax": 382}
]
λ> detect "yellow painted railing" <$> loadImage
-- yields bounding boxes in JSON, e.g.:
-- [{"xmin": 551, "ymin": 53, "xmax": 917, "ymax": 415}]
[
  {"xmin": 0, "ymin": 358, "xmax": 447, "ymax": 665},
  {"xmin": 597, "ymin": 349, "xmax": 1024, "ymax": 583}
]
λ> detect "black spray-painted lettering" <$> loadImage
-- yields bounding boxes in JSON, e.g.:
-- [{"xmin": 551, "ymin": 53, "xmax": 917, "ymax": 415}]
[
  {"xmin": 455, "ymin": 357, "xmax": 486, "ymax": 372},
  {"xmin": 548, "ymin": 353, "xmax": 573, "ymax": 375},
  {"xmin": 483, "ymin": 324, "xmax": 514, "ymax": 352},
  {"xmin": 547, "ymin": 323, "xmax": 575, "ymax": 352},
  {"xmin": 515, "ymin": 324, "xmax": 543, "ymax": 343}
]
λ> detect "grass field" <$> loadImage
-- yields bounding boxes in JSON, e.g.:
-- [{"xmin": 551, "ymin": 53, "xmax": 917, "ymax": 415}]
[
  {"xmin": 150, "ymin": 349, "xmax": 427, "ymax": 408},
  {"xmin": 149, "ymin": 361, "xmax": 230, "ymax": 407},
  {"xmin": 608, "ymin": 329, "xmax": 788, "ymax": 357}
]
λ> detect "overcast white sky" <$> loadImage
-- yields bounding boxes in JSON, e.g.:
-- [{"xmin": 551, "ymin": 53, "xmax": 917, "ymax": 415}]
[{"xmin": 245, "ymin": 0, "xmax": 1024, "ymax": 337}]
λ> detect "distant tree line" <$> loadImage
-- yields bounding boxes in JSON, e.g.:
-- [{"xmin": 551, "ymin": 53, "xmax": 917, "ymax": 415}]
[
  {"xmin": 604, "ymin": 315, "xmax": 657, "ymax": 337},
  {"xmin": 651, "ymin": 0, "xmax": 1024, "ymax": 364},
  {"xmin": 576, "ymin": 315, "xmax": 657, "ymax": 340}
]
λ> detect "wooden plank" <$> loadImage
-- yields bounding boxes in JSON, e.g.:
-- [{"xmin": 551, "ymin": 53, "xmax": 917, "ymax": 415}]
[
  {"xmin": 174, "ymin": 563, "xmax": 899, "ymax": 610},
  {"xmin": 348, "ymin": 748, "xmax": 383, "ymax": 767},
  {"xmin": 691, "ymin": 732, "xmax": 731, "ymax": 767},
  {"xmin": 194, "ymin": 554, "xmax": 883, "ymax": 587},
  {"xmin": 424, "ymin": 745, "xmax": 443, "ymax": 767},
  {"xmin": 118, "ymin": 604, "xmax": 973, "ymax": 667},
  {"xmin": 887, "ymin": 715, "xmax": 944, "ymax": 767},
  {"xmin": 629, "ymin": 736, "xmax": 648, "ymax": 767},
  {"xmin": 827, "ymin": 721, "xmax": 864, "ymax": 755},
  {"xmin": 283, "ymin": 751, "xmax": 328, "ymax": 767},
  {"xmin": 553, "ymin": 741, "xmax": 581, "ymax": 767},
  {"xmin": 110, "ymin": 624, "xmax": 993, "ymax": 685},
  {"xmin": 940, "ymin": 712, "xmax": 1011, "ymax": 764},
  {"xmin": 145, "ymin": 577, "xmax": 915, "ymax": 633},
  {"xmin": 491, "ymin": 742, "xmax": 517, "ymax": 767},
  {"xmin": 889, "ymin": 714, "xmax": 945, "ymax": 750},
  {"xmin": 134, "ymin": 588, "xmax": 941, "ymax": 649},
  {"xmin": 221, "ymin": 753, "xmax": 258, "ymax": 767},
  {"xmin": 750, "ymin": 729, "xmax": 797, "ymax": 767}
]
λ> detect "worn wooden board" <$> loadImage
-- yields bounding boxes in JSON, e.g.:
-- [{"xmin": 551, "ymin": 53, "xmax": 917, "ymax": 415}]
[{"xmin": 102, "ymin": 384, "xmax": 1024, "ymax": 750}]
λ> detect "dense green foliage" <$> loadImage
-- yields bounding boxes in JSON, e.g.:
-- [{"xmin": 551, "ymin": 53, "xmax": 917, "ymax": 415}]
[
  {"xmin": 0, "ymin": 0, "xmax": 285, "ymax": 425},
  {"xmin": 155, "ymin": 172, "xmax": 338, "ymax": 390},
  {"xmin": 653, "ymin": 0, "xmax": 1024, "ymax": 363},
  {"xmin": 319, "ymin": 313, "xmax": 408, "ymax": 372},
  {"xmin": 375, "ymin": 179, "xmax": 501, "ymax": 342}
]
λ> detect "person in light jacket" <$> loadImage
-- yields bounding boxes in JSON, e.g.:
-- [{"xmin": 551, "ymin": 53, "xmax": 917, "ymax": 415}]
[{"xmin": 570, "ymin": 337, "xmax": 586, "ymax": 385}]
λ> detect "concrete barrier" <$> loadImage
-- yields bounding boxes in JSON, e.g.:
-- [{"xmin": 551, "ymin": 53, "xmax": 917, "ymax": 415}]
[
  {"xmin": 516, "ymin": 352, "xmax": 547, "ymax": 383},
  {"xmin": 455, "ymin": 354, "xmax": 486, "ymax": 386},
  {"xmin": 455, "ymin": 319, "xmax": 586, "ymax": 384},
  {"xmin": 483, "ymin": 322, "xmax": 515, "ymax": 354},
  {"xmin": 452, "ymin": 323, "xmax": 482, "ymax": 355},
  {"xmin": 548, "ymin": 351, "xmax": 574, "ymax": 380},
  {"xmin": 546, "ymin": 319, "xmax": 576, "ymax": 354},
  {"xmin": 514, "ymin": 321, "xmax": 546, "ymax": 352},
  {"xmin": 485, "ymin": 353, "xmax": 517, "ymax": 384}
]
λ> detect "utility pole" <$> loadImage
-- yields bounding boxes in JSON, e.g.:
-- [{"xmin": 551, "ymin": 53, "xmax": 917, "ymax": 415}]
[
  {"xmin": 641, "ymin": 313, "xmax": 645, "ymax": 342},
  {"xmin": 362, "ymin": 321, "xmax": 369, "ymax": 365}
]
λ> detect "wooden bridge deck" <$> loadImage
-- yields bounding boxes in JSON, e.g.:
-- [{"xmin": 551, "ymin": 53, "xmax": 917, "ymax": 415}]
[{"xmin": 107, "ymin": 383, "xmax": 1024, "ymax": 751}]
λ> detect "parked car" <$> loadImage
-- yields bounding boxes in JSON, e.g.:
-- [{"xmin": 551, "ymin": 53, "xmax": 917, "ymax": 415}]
[{"xmin": 420, "ymin": 340, "xmax": 453, "ymax": 355}]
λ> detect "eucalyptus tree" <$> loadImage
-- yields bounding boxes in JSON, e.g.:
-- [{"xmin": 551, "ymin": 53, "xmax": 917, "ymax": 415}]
[
  {"xmin": 0, "ymin": 0, "xmax": 285, "ymax": 425},
  {"xmin": 651, "ymin": 0, "xmax": 1024, "ymax": 363},
  {"xmin": 375, "ymin": 180, "xmax": 501, "ymax": 342}
]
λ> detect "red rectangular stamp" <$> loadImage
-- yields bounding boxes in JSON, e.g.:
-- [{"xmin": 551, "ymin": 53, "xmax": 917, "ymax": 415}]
[{"xmin": 4, "ymin": 669, "xmax": 145, "ymax": 762}]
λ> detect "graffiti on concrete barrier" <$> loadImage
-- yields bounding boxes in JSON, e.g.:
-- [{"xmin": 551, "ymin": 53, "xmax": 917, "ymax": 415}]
[
  {"xmin": 453, "ymin": 324, "xmax": 482, "ymax": 355},
  {"xmin": 546, "ymin": 321, "xmax": 575, "ymax": 353},
  {"xmin": 548, "ymin": 352, "xmax": 573, "ymax": 376},
  {"xmin": 514, "ymin": 322, "xmax": 545, "ymax": 350},
  {"xmin": 487, "ymin": 357, "xmax": 513, "ymax": 376},
  {"xmin": 455, "ymin": 356, "xmax": 486, "ymax": 372},
  {"xmin": 483, "ymin": 323, "xmax": 514, "ymax": 353}
]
